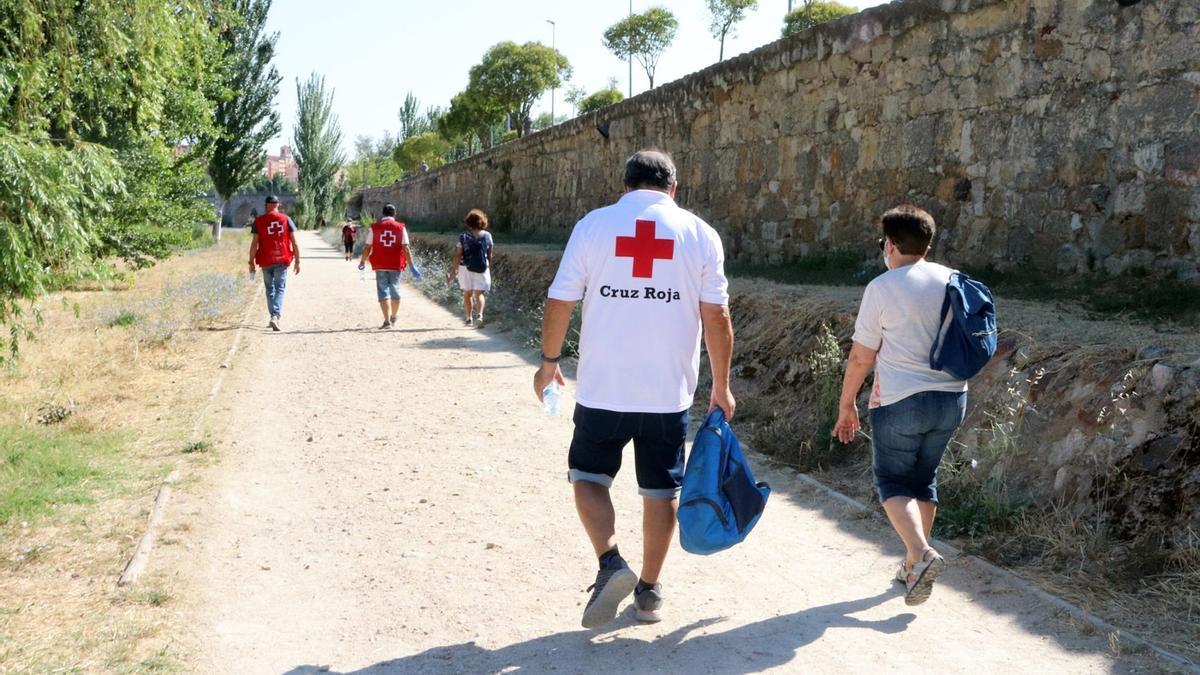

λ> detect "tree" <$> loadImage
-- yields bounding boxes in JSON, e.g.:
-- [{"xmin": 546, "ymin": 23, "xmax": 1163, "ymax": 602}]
[
  {"xmin": 293, "ymin": 73, "xmax": 345, "ymax": 228},
  {"xmin": 782, "ymin": 1, "xmax": 856, "ymax": 37},
  {"xmin": 602, "ymin": 7, "xmax": 678, "ymax": 90},
  {"xmin": 0, "ymin": 0, "xmax": 222, "ymax": 360},
  {"xmin": 398, "ymin": 91, "xmax": 434, "ymax": 141},
  {"xmin": 706, "ymin": 0, "xmax": 758, "ymax": 61},
  {"xmin": 467, "ymin": 42, "xmax": 571, "ymax": 138},
  {"xmin": 441, "ymin": 88, "xmax": 505, "ymax": 153},
  {"xmin": 393, "ymin": 132, "xmax": 451, "ymax": 172},
  {"xmin": 344, "ymin": 133, "xmax": 402, "ymax": 188},
  {"xmin": 579, "ymin": 87, "xmax": 625, "ymax": 114},
  {"xmin": 204, "ymin": 0, "xmax": 282, "ymax": 241},
  {"xmin": 563, "ymin": 85, "xmax": 587, "ymax": 116}
]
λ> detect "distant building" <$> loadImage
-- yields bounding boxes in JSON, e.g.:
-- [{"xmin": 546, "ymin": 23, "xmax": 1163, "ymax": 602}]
[{"xmin": 264, "ymin": 145, "xmax": 299, "ymax": 184}]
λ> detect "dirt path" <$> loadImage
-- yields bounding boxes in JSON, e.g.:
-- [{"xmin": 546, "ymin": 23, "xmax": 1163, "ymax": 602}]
[{"xmin": 171, "ymin": 232, "xmax": 1166, "ymax": 673}]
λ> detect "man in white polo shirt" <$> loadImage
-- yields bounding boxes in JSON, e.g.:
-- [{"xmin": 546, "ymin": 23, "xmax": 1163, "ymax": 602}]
[{"xmin": 534, "ymin": 149, "xmax": 735, "ymax": 629}]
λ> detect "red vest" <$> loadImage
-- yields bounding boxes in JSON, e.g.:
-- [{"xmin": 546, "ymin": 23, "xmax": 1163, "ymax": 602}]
[
  {"xmin": 369, "ymin": 219, "xmax": 407, "ymax": 271},
  {"xmin": 253, "ymin": 211, "xmax": 294, "ymax": 267}
]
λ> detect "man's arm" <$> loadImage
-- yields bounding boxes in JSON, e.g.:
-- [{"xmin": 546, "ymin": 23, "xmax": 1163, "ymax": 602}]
[
  {"xmin": 833, "ymin": 341, "xmax": 878, "ymax": 444},
  {"xmin": 701, "ymin": 302, "xmax": 735, "ymax": 420},
  {"xmin": 289, "ymin": 231, "xmax": 301, "ymax": 274},
  {"xmin": 403, "ymin": 244, "xmax": 418, "ymax": 272},
  {"xmin": 359, "ymin": 243, "xmax": 373, "ymax": 267},
  {"xmin": 533, "ymin": 298, "xmax": 575, "ymax": 400},
  {"xmin": 247, "ymin": 233, "xmax": 259, "ymax": 273}
]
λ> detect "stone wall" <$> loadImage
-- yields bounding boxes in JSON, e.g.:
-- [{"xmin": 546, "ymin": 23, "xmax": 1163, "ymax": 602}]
[{"xmin": 359, "ymin": 0, "xmax": 1199, "ymax": 280}]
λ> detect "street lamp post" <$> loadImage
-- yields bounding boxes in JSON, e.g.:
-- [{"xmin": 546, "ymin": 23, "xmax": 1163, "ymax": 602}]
[{"xmin": 546, "ymin": 19, "xmax": 556, "ymax": 122}]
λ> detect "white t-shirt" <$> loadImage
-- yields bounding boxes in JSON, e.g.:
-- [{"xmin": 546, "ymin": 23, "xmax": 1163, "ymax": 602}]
[
  {"xmin": 852, "ymin": 260, "xmax": 968, "ymax": 408},
  {"xmin": 547, "ymin": 190, "xmax": 730, "ymax": 413}
]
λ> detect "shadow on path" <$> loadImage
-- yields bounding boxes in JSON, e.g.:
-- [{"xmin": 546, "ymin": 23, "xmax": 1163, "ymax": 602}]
[{"xmin": 282, "ymin": 591, "xmax": 911, "ymax": 674}]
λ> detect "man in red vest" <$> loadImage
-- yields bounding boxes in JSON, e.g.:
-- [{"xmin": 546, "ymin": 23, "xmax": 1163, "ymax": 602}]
[
  {"xmin": 247, "ymin": 195, "xmax": 300, "ymax": 331},
  {"xmin": 358, "ymin": 203, "xmax": 418, "ymax": 329}
]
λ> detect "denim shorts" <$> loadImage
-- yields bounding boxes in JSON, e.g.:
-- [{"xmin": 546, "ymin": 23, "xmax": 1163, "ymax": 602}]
[
  {"xmin": 567, "ymin": 404, "xmax": 687, "ymax": 500},
  {"xmin": 375, "ymin": 270, "xmax": 402, "ymax": 301},
  {"xmin": 869, "ymin": 390, "xmax": 967, "ymax": 504}
]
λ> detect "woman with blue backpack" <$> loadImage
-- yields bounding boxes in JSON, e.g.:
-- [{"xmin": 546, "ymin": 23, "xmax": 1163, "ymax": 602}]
[
  {"xmin": 833, "ymin": 204, "xmax": 996, "ymax": 608},
  {"xmin": 448, "ymin": 208, "xmax": 494, "ymax": 327}
]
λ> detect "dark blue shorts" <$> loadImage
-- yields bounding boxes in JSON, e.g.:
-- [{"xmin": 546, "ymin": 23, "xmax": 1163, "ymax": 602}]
[
  {"xmin": 869, "ymin": 390, "xmax": 967, "ymax": 504},
  {"xmin": 567, "ymin": 404, "xmax": 687, "ymax": 500}
]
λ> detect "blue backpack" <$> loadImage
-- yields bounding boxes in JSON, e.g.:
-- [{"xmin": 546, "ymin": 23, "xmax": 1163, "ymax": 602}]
[
  {"xmin": 929, "ymin": 271, "xmax": 998, "ymax": 380},
  {"xmin": 677, "ymin": 409, "xmax": 770, "ymax": 555}
]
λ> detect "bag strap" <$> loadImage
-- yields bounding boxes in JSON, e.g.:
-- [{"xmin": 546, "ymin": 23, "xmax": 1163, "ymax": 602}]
[{"xmin": 929, "ymin": 282, "xmax": 954, "ymax": 369}]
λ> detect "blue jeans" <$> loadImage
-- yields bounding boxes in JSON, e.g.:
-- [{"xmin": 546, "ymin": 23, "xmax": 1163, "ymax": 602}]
[
  {"xmin": 261, "ymin": 264, "xmax": 288, "ymax": 318},
  {"xmin": 375, "ymin": 270, "xmax": 402, "ymax": 301},
  {"xmin": 869, "ymin": 391, "xmax": 967, "ymax": 504}
]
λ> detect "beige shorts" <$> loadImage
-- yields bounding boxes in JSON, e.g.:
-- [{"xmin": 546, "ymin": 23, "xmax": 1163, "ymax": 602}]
[{"xmin": 457, "ymin": 266, "xmax": 492, "ymax": 292}]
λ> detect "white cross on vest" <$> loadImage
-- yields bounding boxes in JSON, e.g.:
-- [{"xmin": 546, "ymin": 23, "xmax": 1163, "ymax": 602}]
[
  {"xmin": 266, "ymin": 221, "xmax": 283, "ymax": 235},
  {"xmin": 380, "ymin": 230, "xmax": 397, "ymax": 247}
]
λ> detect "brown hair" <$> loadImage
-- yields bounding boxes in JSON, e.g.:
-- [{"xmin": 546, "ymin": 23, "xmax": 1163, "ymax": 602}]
[
  {"xmin": 880, "ymin": 204, "xmax": 935, "ymax": 255},
  {"xmin": 464, "ymin": 208, "xmax": 489, "ymax": 231}
]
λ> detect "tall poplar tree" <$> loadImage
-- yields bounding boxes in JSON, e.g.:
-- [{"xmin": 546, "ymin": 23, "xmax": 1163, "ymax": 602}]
[
  {"xmin": 205, "ymin": 0, "xmax": 282, "ymax": 241},
  {"xmin": 293, "ymin": 73, "xmax": 345, "ymax": 228}
]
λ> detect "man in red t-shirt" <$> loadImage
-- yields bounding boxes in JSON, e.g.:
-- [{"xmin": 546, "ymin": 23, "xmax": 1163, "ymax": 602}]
[
  {"xmin": 358, "ymin": 203, "xmax": 418, "ymax": 329},
  {"xmin": 247, "ymin": 195, "xmax": 300, "ymax": 331}
]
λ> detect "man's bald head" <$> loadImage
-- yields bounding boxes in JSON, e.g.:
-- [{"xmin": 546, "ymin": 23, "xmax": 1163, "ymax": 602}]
[{"xmin": 623, "ymin": 149, "xmax": 677, "ymax": 192}]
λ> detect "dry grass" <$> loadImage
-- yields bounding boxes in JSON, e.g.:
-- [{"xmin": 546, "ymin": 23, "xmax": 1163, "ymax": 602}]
[{"xmin": 0, "ymin": 234, "xmax": 254, "ymax": 672}]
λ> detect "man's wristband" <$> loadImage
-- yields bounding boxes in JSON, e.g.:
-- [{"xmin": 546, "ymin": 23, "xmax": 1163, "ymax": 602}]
[{"xmin": 540, "ymin": 353, "xmax": 562, "ymax": 364}]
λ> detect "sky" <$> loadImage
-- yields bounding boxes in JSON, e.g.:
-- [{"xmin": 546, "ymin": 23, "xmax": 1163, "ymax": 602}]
[{"xmin": 264, "ymin": 0, "xmax": 890, "ymax": 157}]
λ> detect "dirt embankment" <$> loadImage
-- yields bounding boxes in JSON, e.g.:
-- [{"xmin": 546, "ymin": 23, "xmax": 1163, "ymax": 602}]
[{"xmin": 411, "ymin": 232, "xmax": 1200, "ymax": 660}]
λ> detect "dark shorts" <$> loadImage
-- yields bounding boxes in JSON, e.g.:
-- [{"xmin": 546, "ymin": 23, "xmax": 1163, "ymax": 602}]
[
  {"xmin": 343, "ymin": 241, "xmax": 354, "ymax": 253},
  {"xmin": 567, "ymin": 404, "xmax": 687, "ymax": 500},
  {"xmin": 869, "ymin": 390, "xmax": 967, "ymax": 504}
]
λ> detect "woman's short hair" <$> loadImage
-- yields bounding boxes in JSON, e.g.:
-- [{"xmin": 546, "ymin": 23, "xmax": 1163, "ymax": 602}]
[
  {"xmin": 881, "ymin": 205, "xmax": 935, "ymax": 255},
  {"xmin": 464, "ymin": 208, "xmax": 489, "ymax": 230}
]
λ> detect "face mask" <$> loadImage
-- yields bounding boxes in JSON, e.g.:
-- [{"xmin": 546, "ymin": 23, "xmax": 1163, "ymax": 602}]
[{"xmin": 882, "ymin": 248, "xmax": 892, "ymax": 270}]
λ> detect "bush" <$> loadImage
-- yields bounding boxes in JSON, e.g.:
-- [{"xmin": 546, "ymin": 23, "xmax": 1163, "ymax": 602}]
[{"xmin": 580, "ymin": 88, "xmax": 624, "ymax": 114}]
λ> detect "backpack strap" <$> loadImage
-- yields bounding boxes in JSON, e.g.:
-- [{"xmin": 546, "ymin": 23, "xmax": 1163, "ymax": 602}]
[{"xmin": 929, "ymin": 275, "xmax": 956, "ymax": 370}]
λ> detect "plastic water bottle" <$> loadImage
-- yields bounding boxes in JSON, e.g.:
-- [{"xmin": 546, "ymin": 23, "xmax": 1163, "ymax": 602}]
[
  {"xmin": 358, "ymin": 263, "xmax": 366, "ymax": 282},
  {"xmin": 542, "ymin": 384, "xmax": 562, "ymax": 415},
  {"xmin": 249, "ymin": 267, "xmax": 256, "ymax": 281}
]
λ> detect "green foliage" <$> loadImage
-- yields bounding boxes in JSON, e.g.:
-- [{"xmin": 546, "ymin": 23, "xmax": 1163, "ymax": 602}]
[
  {"xmin": 345, "ymin": 134, "xmax": 402, "ymax": 189},
  {"xmin": 0, "ymin": 425, "xmax": 125, "ymax": 525},
  {"xmin": 467, "ymin": 42, "xmax": 571, "ymax": 137},
  {"xmin": 252, "ymin": 172, "xmax": 298, "ymax": 194},
  {"xmin": 0, "ymin": 135, "xmax": 123, "ymax": 362},
  {"xmin": 205, "ymin": 0, "xmax": 283, "ymax": 239},
  {"xmin": 804, "ymin": 323, "xmax": 844, "ymax": 465},
  {"xmin": 293, "ymin": 73, "xmax": 346, "ymax": 228},
  {"xmin": 706, "ymin": 0, "xmax": 758, "ymax": 61},
  {"xmin": 441, "ymin": 88, "xmax": 505, "ymax": 153},
  {"xmin": 393, "ymin": 132, "xmax": 451, "ymax": 172},
  {"xmin": 563, "ymin": 85, "xmax": 587, "ymax": 116},
  {"xmin": 0, "ymin": 1, "xmax": 226, "ymax": 360},
  {"xmin": 783, "ymin": 1, "xmax": 856, "ymax": 37},
  {"xmin": 603, "ymin": 7, "xmax": 679, "ymax": 88},
  {"xmin": 579, "ymin": 88, "xmax": 625, "ymax": 114}
]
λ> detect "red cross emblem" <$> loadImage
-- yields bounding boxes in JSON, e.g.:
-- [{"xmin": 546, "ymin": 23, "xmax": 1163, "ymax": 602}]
[
  {"xmin": 266, "ymin": 221, "xmax": 283, "ymax": 235},
  {"xmin": 380, "ymin": 230, "xmax": 397, "ymax": 247},
  {"xmin": 616, "ymin": 219, "xmax": 674, "ymax": 278}
]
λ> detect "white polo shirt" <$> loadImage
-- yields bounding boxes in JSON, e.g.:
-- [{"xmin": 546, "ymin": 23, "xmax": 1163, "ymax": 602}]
[
  {"xmin": 852, "ymin": 260, "xmax": 968, "ymax": 408},
  {"xmin": 548, "ymin": 190, "xmax": 730, "ymax": 413}
]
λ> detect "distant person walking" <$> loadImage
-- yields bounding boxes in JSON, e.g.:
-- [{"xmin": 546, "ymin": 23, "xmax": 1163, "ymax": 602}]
[
  {"xmin": 247, "ymin": 195, "xmax": 300, "ymax": 332},
  {"xmin": 448, "ymin": 209, "xmax": 494, "ymax": 327},
  {"xmin": 534, "ymin": 149, "xmax": 735, "ymax": 629},
  {"xmin": 359, "ymin": 204, "xmax": 417, "ymax": 329},
  {"xmin": 833, "ymin": 204, "xmax": 967, "ymax": 606},
  {"xmin": 341, "ymin": 222, "xmax": 356, "ymax": 261}
]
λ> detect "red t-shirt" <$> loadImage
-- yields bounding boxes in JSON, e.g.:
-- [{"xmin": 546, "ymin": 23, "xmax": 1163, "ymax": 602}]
[
  {"xmin": 369, "ymin": 218, "xmax": 408, "ymax": 271},
  {"xmin": 341, "ymin": 224, "xmax": 355, "ymax": 243},
  {"xmin": 253, "ymin": 211, "xmax": 295, "ymax": 267}
]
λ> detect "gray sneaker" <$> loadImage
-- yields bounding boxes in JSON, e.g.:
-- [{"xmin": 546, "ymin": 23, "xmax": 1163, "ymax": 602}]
[
  {"xmin": 581, "ymin": 558, "xmax": 637, "ymax": 629},
  {"xmin": 633, "ymin": 582, "xmax": 663, "ymax": 623}
]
